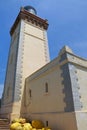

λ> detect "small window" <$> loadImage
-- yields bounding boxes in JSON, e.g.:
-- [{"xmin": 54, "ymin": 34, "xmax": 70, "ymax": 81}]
[
  {"xmin": 46, "ymin": 121, "xmax": 48, "ymax": 127},
  {"xmin": 29, "ymin": 89, "xmax": 32, "ymax": 98},
  {"xmin": 45, "ymin": 82, "xmax": 48, "ymax": 93}
]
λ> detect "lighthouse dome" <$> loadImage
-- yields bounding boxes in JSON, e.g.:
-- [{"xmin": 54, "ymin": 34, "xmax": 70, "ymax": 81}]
[{"xmin": 24, "ymin": 6, "xmax": 37, "ymax": 15}]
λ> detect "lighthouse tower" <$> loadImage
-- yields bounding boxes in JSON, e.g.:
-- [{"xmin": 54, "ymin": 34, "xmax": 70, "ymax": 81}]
[{"xmin": 1, "ymin": 6, "xmax": 50, "ymax": 119}]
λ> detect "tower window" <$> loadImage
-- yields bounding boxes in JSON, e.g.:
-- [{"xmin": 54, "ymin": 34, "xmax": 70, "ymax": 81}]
[{"xmin": 45, "ymin": 83, "xmax": 48, "ymax": 93}]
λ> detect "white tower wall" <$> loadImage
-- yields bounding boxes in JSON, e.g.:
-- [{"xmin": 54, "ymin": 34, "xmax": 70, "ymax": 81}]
[{"xmin": 1, "ymin": 7, "xmax": 50, "ymax": 119}]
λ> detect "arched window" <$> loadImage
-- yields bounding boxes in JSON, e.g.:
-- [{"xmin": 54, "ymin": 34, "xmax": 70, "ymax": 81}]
[{"xmin": 45, "ymin": 82, "xmax": 48, "ymax": 93}]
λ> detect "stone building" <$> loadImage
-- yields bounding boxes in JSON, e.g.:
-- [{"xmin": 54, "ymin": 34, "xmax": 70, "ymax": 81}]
[{"xmin": 0, "ymin": 6, "xmax": 87, "ymax": 130}]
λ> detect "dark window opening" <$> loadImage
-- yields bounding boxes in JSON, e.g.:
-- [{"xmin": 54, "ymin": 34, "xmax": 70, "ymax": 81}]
[
  {"xmin": 29, "ymin": 89, "xmax": 32, "ymax": 98},
  {"xmin": 45, "ymin": 82, "xmax": 48, "ymax": 93},
  {"xmin": 46, "ymin": 121, "xmax": 48, "ymax": 127}
]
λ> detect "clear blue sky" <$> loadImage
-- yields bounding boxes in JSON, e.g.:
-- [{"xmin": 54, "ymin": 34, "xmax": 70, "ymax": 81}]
[{"xmin": 0, "ymin": 0, "xmax": 87, "ymax": 98}]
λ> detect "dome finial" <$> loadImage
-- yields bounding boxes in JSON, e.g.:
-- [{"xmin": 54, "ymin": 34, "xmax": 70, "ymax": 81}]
[{"xmin": 24, "ymin": 5, "xmax": 37, "ymax": 15}]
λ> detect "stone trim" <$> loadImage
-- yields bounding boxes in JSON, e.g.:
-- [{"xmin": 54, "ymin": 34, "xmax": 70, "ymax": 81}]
[
  {"xmin": 68, "ymin": 63, "xmax": 83, "ymax": 111},
  {"xmin": 60, "ymin": 52, "xmax": 82, "ymax": 112},
  {"xmin": 60, "ymin": 63, "xmax": 74, "ymax": 112},
  {"xmin": 67, "ymin": 53, "xmax": 87, "ymax": 69},
  {"xmin": 24, "ymin": 31, "xmax": 45, "ymax": 41},
  {"xmin": 10, "ymin": 7, "xmax": 48, "ymax": 35},
  {"xmin": 43, "ymin": 31, "xmax": 50, "ymax": 62},
  {"xmin": 13, "ymin": 20, "xmax": 24, "ymax": 102}
]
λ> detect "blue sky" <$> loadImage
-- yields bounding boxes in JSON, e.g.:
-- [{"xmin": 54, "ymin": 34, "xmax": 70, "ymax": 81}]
[{"xmin": 0, "ymin": 0, "xmax": 87, "ymax": 98}]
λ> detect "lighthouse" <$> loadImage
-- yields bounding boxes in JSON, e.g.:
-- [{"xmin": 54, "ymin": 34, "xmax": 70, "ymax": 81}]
[{"xmin": 1, "ymin": 6, "xmax": 50, "ymax": 120}]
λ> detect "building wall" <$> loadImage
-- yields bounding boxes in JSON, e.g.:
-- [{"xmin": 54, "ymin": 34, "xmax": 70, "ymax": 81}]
[
  {"xmin": 1, "ymin": 22, "xmax": 21, "ymax": 105},
  {"xmin": 25, "ymin": 62, "xmax": 65, "ymax": 114},
  {"xmin": 14, "ymin": 19, "xmax": 50, "ymax": 103},
  {"xmin": 76, "ymin": 66, "xmax": 87, "ymax": 110},
  {"xmin": 24, "ymin": 48, "xmax": 87, "ymax": 130},
  {"xmin": 0, "ymin": 21, "xmax": 21, "ymax": 118},
  {"xmin": 24, "ymin": 53, "xmax": 77, "ymax": 130},
  {"xmin": 19, "ymin": 19, "xmax": 50, "ymax": 115},
  {"xmin": 22, "ymin": 21, "xmax": 50, "ymax": 78},
  {"xmin": 64, "ymin": 52, "xmax": 87, "ymax": 130},
  {"xmin": 75, "ymin": 65, "xmax": 87, "ymax": 130},
  {"xmin": 30, "ymin": 112, "xmax": 77, "ymax": 130},
  {"xmin": 75, "ymin": 112, "xmax": 87, "ymax": 130}
]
